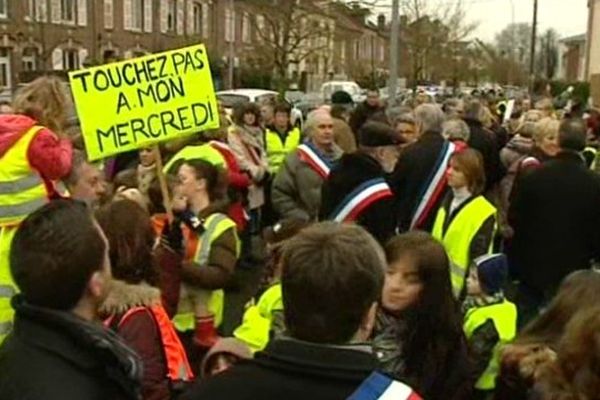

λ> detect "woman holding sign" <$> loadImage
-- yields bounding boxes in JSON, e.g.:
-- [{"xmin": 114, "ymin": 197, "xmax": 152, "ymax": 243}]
[
  {"xmin": 172, "ymin": 158, "xmax": 240, "ymax": 349},
  {"xmin": 0, "ymin": 76, "xmax": 73, "ymax": 342}
]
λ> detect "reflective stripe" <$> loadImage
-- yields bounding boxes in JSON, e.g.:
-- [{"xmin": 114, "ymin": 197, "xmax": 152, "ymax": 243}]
[
  {"xmin": 450, "ymin": 262, "xmax": 466, "ymax": 279},
  {"xmin": 0, "ymin": 197, "xmax": 47, "ymax": 219},
  {"xmin": 196, "ymin": 214, "xmax": 228, "ymax": 265},
  {"xmin": 0, "ymin": 173, "xmax": 43, "ymax": 194},
  {"xmin": 0, "ymin": 320, "xmax": 12, "ymax": 335},
  {"xmin": 0, "ymin": 284, "xmax": 16, "ymax": 298}
]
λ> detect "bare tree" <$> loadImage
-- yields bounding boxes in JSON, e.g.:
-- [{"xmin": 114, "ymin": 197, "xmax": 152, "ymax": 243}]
[
  {"xmin": 399, "ymin": 0, "xmax": 477, "ymax": 86},
  {"xmin": 243, "ymin": 0, "xmax": 332, "ymax": 88},
  {"xmin": 536, "ymin": 29, "xmax": 559, "ymax": 80}
]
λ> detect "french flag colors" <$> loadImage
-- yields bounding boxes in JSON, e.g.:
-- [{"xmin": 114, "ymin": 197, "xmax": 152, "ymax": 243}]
[
  {"xmin": 349, "ymin": 372, "xmax": 422, "ymax": 400},
  {"xmin": 329, "ymin": 178, "xmax": 393, "ymax": 223}
]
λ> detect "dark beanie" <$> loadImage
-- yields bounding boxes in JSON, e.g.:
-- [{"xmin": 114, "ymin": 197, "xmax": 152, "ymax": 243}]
[
  {"xmin": 331, "ymin": 90, "xmax": 353, "ymax": 105},
  {"xmin": 475, "ymin": 254, "xmax": 508, "ymax": 295},
  {"xmin": 358, "ymin": 121, "xmax": 403, "ymax": 147}
]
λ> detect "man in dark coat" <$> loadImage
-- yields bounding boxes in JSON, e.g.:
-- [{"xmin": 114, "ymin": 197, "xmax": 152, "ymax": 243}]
[
  {"xmin": 320, "ymin": 122, "xmax": 401, "ymax": 244},
  {"xmin": 0, "ymin": 200, "xmax": 142, "ymax": 400},
  {"xmin": 464, "ymin": 99, "xmax": 505, "ymax": 191},
  {"xmin": 349, "ymin": 88, "xmax": 384, "ymax": 134},
  {"xmin": 391, "ymin": 104, "xmax": 455, "ymax": 232},
  {"xmin": 182, "ymin": 223, "xmax": 419, "ymax": 400},
  {"xmin": 508, "ymin": 118, "xmax": 600, "ymax": 327}
]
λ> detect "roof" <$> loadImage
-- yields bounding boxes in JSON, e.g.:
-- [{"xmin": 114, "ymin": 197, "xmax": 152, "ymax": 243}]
[{"xmin": 561, "ymin": 33, "xmax": 586, "ymax": 44}]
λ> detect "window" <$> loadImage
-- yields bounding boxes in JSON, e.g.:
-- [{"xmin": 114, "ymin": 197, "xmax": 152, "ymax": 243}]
[
  {"xmin": 22, "ymin": 48, "xmax": 37, "ymax": 71},
  {"xmin": 192, "ymin": 2, "xmax": 202, "ymax": 35},
  {"xmin": 28, "ymin": 0, "xmax": 47, "ymax": 21},
  {"xmin": 0, "ymin": 49, "xmax": 11, "ymax": 88},
  {"xmin": 225, "ymin": 7, "xmax": 235, "ymax": 43},
  {"xmin": 167, "ymin": 0, "xmax": 176, "ymax": 32},
  {"xmin": 0, "ymin": 0, "xmax": 6, "ymax": 18},
  {"xmin": 132, "ymin": 0, "xmax": 143, "ymax": 30},
  {"xmin": 256, "ymin": 14, "xmax": 265, "ymax": 42},
  {"xmin": 63, "ymin": 49, "xmax": 79, "ymax": 70},
  {"xmin": 242, "ymin": 12, "xmax": 250, "ymax": 43},
  {"xmin": 61, "ymin": 0, "xmax": 75, "ymax": 22},
  {"xmin": 104, "ymin": 0, "xmax": 113, "ymax": 29}
]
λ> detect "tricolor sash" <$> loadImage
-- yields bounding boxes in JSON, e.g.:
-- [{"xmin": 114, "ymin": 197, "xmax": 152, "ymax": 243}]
[
  {"xmin": 329, "ymin": 178, "xmax": 393, "ymax": 222},
  {"xmin": 349, "ymin": 372, "xmax": 422, "ymax": 400},
  {"xmin": 410, "ymin": 140, "xmax": 456, "ymax": 230},
  {"xmin": 297, "ymin": 143, "xmax": 333, "ymax": 179}
]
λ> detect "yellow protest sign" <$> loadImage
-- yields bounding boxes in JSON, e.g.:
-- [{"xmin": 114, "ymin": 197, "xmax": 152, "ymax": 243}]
[{"xmin": 69, "ymin": 44, "xmax": 218, "ymax": 161}]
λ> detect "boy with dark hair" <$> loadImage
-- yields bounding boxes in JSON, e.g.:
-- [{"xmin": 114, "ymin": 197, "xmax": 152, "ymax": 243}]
[
  {"xmin": 0, "ymin": 200, "xmax": 142, "ymax": 400},
  {"xmin": 182, "ymin": 222, "xmax": 419, "ymax": 400}
]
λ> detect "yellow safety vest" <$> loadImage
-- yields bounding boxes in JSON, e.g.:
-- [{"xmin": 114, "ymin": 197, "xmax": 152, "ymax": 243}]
[
  {"xmin": 172, "ymin": 213, "xmax": 240, "ymax": 332},
  {"xmin": 432, "ymin": 196, "xmax": 496, "ymax": 297},
  {"xmin": 163, "ymin": 144, "xmax": 226, "ymax": 175},
  {"xmin": 464, "ymin": 300, "xmax": 517, "ymax": 390},
  {"xmin": 0, "ymin": 126, "xmax": 49, "ymax": 227},
  {"xmin": 265, "ymin": 127, "xmax": 301, "ymax": 173},
  {"xmin": 0, "ymin": 125, "xmax": 51, "ymax": 342},
  {"xmin": 234, "ymin": 283, "xmax": 283, "ymax": 352}
]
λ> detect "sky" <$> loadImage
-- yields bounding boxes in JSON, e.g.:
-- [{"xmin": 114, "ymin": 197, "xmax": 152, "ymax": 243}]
[{"xmin": 464, "ymin": 0, "xmax": 589, "ymax": 42}]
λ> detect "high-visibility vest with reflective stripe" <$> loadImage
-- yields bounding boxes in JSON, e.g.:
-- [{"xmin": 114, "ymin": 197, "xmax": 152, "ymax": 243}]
[
  {"xmin": 432, "ymin": 196, "xmax": 496, "ymax": 297},
  {"xmin": 265, "ymin": 127, "xmax": 301, "ymax": 173},
  {"xmin": 234, "ymin": 283, "xmax": 283, "ymax": 352},
  {"xmin": 163, "ymin": 144, "xmax": 226, "ymax": 175},
  {"xmin": 173, "ymin": 213, "xmax": 240, "ymax": 331},
  {"xmin": 0, "ymin": 126, "xmax": 49, "ymax": 227},
  {"xmin": 464, "ymin": 300, "xmax": 517, "ymax": 390},
  {"xmin": 0, "ymin": 226, "xmax": 18, "ymax": 343},
  {"xmin": 107, "ymin": 304, "xmax": 194, "ymax": 383}
]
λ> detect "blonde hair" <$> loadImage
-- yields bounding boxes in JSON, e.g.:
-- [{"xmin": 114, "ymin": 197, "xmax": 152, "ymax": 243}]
[
  {"xmin": 533, "ymin": 118, "xmax": 560, "ymax": 146},
  {"xmin": 13, "ymin": 76, "xmax": 69, "ymax": 133}
]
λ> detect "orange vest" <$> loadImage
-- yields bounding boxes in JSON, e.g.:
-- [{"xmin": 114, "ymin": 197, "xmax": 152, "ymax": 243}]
[{"xmin": 106, "ymin": 304, "xmax": 194, "ymax": 383}]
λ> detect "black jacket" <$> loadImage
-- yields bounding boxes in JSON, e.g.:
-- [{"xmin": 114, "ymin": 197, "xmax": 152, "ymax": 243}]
[
  {"xmin": 349, "ymin": 101, "xmax": 383, "ymax": 135},
  {"xmin": 0, "ymin": 296, "xmax": 142, "ymax": 400},
  {"xmin": 390, "ymin": 131, "xmax": 450, "ymax": 232},
  {"xmin": 508, "ymin": 151, "xmax": 600, "ymax": 295},
  {"xmin": 465, "ymin": 118, "xmax": 505, "ymax": 190},
  {"xmin": 320, "ymin": 152, "xmax": 396, "ymax": 244},
  {"xmin": 181, "ymin": 338, "xmax": 381, "ymax": 400}
]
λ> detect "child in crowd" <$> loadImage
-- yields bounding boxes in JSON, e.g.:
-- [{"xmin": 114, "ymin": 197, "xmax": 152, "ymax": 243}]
[
  {"xmin": 462, "ymin": 254, "xmax": 517, "ymax": 400},
  {"xmin": 372, "ymin": 231, "xmax": 473, "ymax": 400},
  {"xmin": 200, "ymin": 338, "xmax": 252, "ymax": 378},
  {"xmin": 234, "ymin": 219, "xmax": 309, "ymax": 352}
]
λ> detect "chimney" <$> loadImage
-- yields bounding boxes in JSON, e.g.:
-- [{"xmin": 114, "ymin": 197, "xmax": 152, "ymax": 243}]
[{"xmin": 377, "ymin": 14, "xmax": 385, "ymax": 30}]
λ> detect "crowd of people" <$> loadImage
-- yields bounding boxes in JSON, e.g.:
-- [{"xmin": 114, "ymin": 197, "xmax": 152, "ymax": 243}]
[{"xmin": 0, "ymin": 75, "xmax": 600, "ymax": 400}]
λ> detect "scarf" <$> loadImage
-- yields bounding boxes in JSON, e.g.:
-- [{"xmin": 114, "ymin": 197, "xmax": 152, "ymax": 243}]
[{"xmin": 462, "ymin": 291, "xmax": 505, "ymax": 314}]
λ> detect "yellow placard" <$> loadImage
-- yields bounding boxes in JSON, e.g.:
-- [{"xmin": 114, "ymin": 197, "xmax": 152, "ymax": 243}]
[{"xmin": 69, "ymin": 44, "xmax": 219, "ymax": 161}]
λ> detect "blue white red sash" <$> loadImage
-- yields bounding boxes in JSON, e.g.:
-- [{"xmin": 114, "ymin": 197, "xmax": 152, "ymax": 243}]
[
  {"xmin": 410, "ymin": 140, "xmax": 456, "ymax": 229},
  {"xmin": 329, "ymin": 178, "xmax": 393, "ymax": 222},
  {"xmin": 349, "ymin": 372, "xmax": 421, "ymax": 400},
  {"xmin": 297, "ymin": 142, "xmax": 333, "ymax": 179}
]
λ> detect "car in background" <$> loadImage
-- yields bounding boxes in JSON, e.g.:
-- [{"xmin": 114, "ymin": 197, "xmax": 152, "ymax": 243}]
[
  {"xmin": 216, "ymin": 89, "xmax": 303, "ymax": 128},
  {"xmin": 320, "ymin": 81, "xmax": 364, "ymax": 103}
]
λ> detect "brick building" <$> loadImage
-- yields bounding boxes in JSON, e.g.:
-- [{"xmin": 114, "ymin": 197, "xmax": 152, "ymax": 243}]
[{"xmin": 0, "ymin": 0, "xmax": 391, "ymax": 98}]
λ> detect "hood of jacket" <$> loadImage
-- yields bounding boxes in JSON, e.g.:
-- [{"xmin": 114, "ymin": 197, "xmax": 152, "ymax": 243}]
[
  {"xmin": 201, "ymin": 338, "xmax": 253, "ymax": 377},
  {"xmin": 0, "ymin": 114, "xmax": 39, "ymax": 158},
  {"xmin": 100, "ymin": 280, "xmax": 162, "ymax": 316}
]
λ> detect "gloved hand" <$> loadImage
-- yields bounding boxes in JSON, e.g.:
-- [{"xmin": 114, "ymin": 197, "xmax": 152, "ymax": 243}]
[
  {"xmin": 178, "ymin": 210, "xmax": 206, "ymax": 235},
  {"xmin": 161, "ymin": 218, "xmax": 184, "ymax": 253}
]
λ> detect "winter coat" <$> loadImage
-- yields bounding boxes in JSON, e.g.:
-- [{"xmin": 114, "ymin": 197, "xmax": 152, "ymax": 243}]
[
  {"xmin": 508, "ymin": 151, "xmax": 600, "ymax": 295},
  {"xmin": 101, "ymin": 281, "xmax": 180, "ymax": 400},
  {"xmin": 271, "ymin": 142, "xmax": 342, "ymax": 221},
  {"xmin": 390, "ymin": 131, "xmax": 451, "ymax": 232},
  {"xmin": 181, "ymin": 338, "xmax": 392, "ymax": 400},
  {"xmin": 227, "ymin": 124, "xmax": 269, "ymax": 209},
  {"xmin": 465, "ymin": 118, "xmax": 505, "ymax": 190},
  {"xmin": 0, "ymin": 114, "xmax": 72, "ymax": 184},
  {"xmin": 320, "ymin": 152, "xmax": 395, "ymax": 244},
  {"xmin": 500, "ymin": 135, "xmax": 534, "ymax": 169},
  {"xmin": 349, "ymin": 101, "xmax": 384, "ymax": 134},
  {"xmin": 0, "ymin": 295, "xmax": 142, "ymax": 400},
  {"xmin": 332, "ymin": 117, "xmax": 357, "ymax": 153},
  {"xmin": 372, "ymin": 310, "xmax": 473, "ymax": 400}
]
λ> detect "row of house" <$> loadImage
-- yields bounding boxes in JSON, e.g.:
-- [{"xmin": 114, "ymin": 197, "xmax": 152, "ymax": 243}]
[{"xmin": 0, "ymin": 0, "xmax": 391, "ymax": 97}]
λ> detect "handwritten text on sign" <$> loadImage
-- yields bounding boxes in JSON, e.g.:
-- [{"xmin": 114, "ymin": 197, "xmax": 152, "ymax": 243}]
[{"xmin": 69, "ymin": 44, "xmax": 218, "ymax": 161}]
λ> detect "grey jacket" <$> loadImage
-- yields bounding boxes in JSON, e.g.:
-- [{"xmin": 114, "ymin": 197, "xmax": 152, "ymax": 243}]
[{"xmin": 271, "ymin": 143, "xmax": 342, "ymax": 221}]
